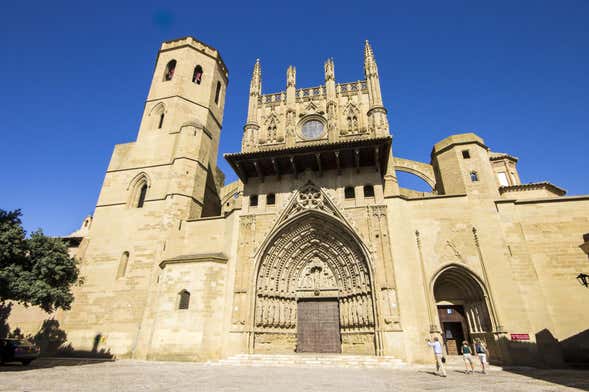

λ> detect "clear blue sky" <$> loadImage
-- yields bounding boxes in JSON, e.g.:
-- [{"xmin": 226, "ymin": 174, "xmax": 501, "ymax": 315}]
[{"xmin": 1, "ymin": 1, "xmax": 588, "ymax": 236}]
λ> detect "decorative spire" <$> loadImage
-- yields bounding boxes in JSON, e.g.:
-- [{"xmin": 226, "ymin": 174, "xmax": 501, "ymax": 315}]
[
  {"xmin": 287, "ymin": 65, "xmax": 296, "ymax": 88},
  {"xmin": 364, "ymin": 40, "xmax": 374, "ymax": 62},
  {"xmin": 249, "ymin": 58, "xmax": 262, "ymax": 95},
  {"xmin": 324, "ymin": 58, "xmax": 335, "ymax": 82},
  {"xmin": 364, "ymin": 40, "xmax": 379, "ymax": 79}
]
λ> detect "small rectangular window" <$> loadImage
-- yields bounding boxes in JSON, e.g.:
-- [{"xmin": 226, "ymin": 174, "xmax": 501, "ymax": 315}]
[
  {"xmin": 363, "ymin": 185, "xmax": 375, "ymax": 198},
  {"xmin": 462, "ymin": 150, "xmax": 470, "ymax": 159},
  {"xmin": 344, "ymin": 186, "xmax": 355, "ymax": 199},
  {"xmin": 250, "ymin": 195, "xmax": 258, "ymax": 207},
  {"xmin": 267, "ymin": 193, "xmax": 275, "ymax": 205}
]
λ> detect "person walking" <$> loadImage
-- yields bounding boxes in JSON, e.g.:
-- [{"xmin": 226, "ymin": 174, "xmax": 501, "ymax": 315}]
[
  {"xmin": 474, "ymin": 339, "xmax": 489, "ymax": 374},
  {"xmin": 426, "ymin": 336, "xmax": 447, "ymax": 377},
  {"xmin": 461, "ymin": 341, "xmax": 475, "ymax": 374}
]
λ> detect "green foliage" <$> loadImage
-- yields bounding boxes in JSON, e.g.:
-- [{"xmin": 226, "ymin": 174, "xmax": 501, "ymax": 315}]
[{"xmin": 0, "ymin": 209, "xmax": 80, "ymax": 313}]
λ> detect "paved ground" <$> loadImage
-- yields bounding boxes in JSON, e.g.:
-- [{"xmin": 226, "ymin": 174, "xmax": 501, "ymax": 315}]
[{"xmin": 0, "ymin": 358, "xmax": 587, "ymax": 392}]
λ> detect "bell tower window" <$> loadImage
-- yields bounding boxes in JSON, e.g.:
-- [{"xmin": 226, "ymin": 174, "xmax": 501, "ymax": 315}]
[
  {"xmin": 164, "ymin": 60, "xmax": 176, "ymax": 81},
  {"xmin": 215, "ymin": 81, "xmax": 222, "ymax": 104},
  {"xmin": 470, "ymin": 171, "xmax": 479, "ymax": 182},
  {"xmin": 158, "ymin": 113, "xmax": 164, "ymax": 129},
  {"xmin": 193, "ymin": 65, "xmax": 203, "ymax": 84}
]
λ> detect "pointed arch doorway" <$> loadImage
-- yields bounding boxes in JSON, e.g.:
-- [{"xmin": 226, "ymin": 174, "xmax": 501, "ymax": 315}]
[
  {"xmin": 252, "ymin": 210, "xmax": 377, "ymax": 355},
  {"xmin": 433, "ymin": 265, "xmax": 493, "ymax": 355}
]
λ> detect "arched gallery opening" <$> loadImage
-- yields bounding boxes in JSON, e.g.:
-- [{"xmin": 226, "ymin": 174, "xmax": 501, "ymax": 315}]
[
  {"xmin": 433, "ymin": 265, "xmax": 493, "ymax": 355},
  {"xmin": 253, "ymin": 212, "xmax": 377, "ymax": 355}
]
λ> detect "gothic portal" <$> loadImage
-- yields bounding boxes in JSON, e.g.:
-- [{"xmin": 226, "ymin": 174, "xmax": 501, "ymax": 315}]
[{"xmin": 252, "ymin": 183, "xmax": 377, "ymax": 354}]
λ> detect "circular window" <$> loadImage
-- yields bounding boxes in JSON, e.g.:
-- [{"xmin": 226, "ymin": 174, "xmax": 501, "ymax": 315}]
[{"xmin": 301, "ymin": 120, "xmax": 324, "ymax": 140}]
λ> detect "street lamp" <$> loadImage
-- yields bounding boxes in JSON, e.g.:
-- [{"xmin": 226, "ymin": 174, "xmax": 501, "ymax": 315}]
[
  {"xmin": 578, "ymin": 234, "xmax": 589, "ymax": 288},
  {"xmin": 577, "ymin": 273, "xmax": 589, "ymax": 288}
]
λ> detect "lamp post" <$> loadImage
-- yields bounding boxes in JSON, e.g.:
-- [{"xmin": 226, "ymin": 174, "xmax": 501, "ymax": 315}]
[{"xmin": 579, "ymin": 234, "xmax": 589, "ymax": 288}]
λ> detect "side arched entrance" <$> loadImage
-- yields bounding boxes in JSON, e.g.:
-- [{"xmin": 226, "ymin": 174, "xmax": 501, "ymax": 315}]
[
  {"xmin": 433, "ymin": 265, "xmax": 493, "ymax": 355},
  {"xmin": 252, "ymin": 212, "xmax": 377, "ymax": 355}
]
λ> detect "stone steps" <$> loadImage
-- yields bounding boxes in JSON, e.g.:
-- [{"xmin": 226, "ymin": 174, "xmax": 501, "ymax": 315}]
[{"xmin": 206, "ymin": 354, "xmax": 406, "ymax": 369}]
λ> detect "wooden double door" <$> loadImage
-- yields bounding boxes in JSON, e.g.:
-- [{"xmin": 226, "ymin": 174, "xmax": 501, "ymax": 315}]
[
  {"xmin": 296, "ymin": 298, "xmax": 341, "ymax": 353},
  {"xmin": 438, "ymin": 305, "xmax": 468, "ymax": 355}
]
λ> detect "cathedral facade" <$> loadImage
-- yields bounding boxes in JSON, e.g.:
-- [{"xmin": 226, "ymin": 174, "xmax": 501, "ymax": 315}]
[{"xmin": 10, "ymin": 37, "xmax": 589, "ymax": 365}]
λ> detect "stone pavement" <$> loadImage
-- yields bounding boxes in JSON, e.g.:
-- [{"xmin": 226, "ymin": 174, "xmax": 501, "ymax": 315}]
[{"xmin": 0, "ymin": 358, "xmax": 587, "ymax": 392}]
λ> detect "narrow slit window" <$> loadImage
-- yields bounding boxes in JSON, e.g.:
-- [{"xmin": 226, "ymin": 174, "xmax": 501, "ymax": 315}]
[
  {"xmin": 250, "ymin": 195, "xmax": 258, "ymax": 207},
  {"xmin": 267, "ymin": 193, "xmax": 275, "ymax": 205},
  {"xmin": 178, "ymin": 290, "xmax": 190, "ymax": 310},
  {"xmin": 363, "ymin": 185, "xmax": 375, "ymax": 198},
  {"xmin": 214, "ymin": 81, "xmax": 222, "ymax": 104},
  {"xmin": 164, "ymin": 60, "xmax": 176, "ymax": 81},
  {"xmin": 193, "ymin": 65, "xmax": 203, "ymax": 84},
  {"xmin": 158, "ymin": 113, "xmax": 164, "ymax": 129},
  {"xmin": 462, "ymin": 150, "xmax": 470, "ymax": 159},
  {"xmin": 470, "ymin": 171, "xmax": 479, "ymax": 182},
  {"xmin": 116, "ymin": 251, "xmax": 129, "ymax": 279},
  {"xmin": 344, "ymin": 186, "xmax": 355, "ymax": 199},
  {"xmin": 137, "ymin": 184, "xmax": 148, "ymax": 208}
]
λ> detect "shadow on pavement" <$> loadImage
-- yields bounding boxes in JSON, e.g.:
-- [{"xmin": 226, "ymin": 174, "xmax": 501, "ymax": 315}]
[
  {"xmin": 0, "ymin": 357, "xmax": 114, "ymax": 372},
  {"xmin": 504, "ymin": 368, "xmax": 589, "ymax": 391}
]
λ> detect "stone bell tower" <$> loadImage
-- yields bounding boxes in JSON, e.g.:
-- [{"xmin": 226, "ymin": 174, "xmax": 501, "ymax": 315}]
[{"xmin": 131, "ymin": 36, "xmax": 229, "ymax": 219}]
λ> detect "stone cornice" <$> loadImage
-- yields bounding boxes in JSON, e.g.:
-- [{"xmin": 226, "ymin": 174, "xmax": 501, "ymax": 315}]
[
  {"xmin": 385, "ymin": 193, "xmax": 467, "ymax": 201},
  {"xmin": 498, "ymin": 182, "xmax": 566, "ymax": 196},
  {"xmin": 489, "ymin": 152, "xmax": 518, "ymax": 162},
  {"xmin": 495, "ymin": 194, "xmax": 589, "ymax": 205},
  {"xmin": 159, "ymin": 252, "xmax": 229, "ymax": 268},
  {"xmin": 96, "ymin": 192, "xmax": 203, "ymax": 208},
  {"xmin": 145, "ymin": 95, "xmax": 223, "ymax": 130},
  {"xmin": 106, "ymin": 156, "xmax": 208, "ymax": 174}
]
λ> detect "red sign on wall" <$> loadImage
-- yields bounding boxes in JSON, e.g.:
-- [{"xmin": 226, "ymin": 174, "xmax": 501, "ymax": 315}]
[{"xmin": 510, "ymin": 333, "xmax": 530, "ymax": 341}]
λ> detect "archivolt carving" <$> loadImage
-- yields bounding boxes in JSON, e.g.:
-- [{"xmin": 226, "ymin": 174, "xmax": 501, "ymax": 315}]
[{"xmin": 254, "ymin": 209, "xmax": 375, "ymax": 332}]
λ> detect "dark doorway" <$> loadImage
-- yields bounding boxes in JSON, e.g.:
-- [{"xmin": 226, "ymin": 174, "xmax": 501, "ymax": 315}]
[
  {"xmin": 438, "ymin": 305, "xmax": 468, "ymax": 355},
  {"xmin": 433, "ymin": 266, "xmax": 493, "ymax": 357},
  {"xmin": 297, "ymin": 298, "xmax": 341, "ymax": 353}
]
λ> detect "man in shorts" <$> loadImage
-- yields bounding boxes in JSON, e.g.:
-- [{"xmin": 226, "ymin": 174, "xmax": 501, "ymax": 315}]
[{"xmin": 474, "ymin": 339, "xmax": 489, "ymax": 374}]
